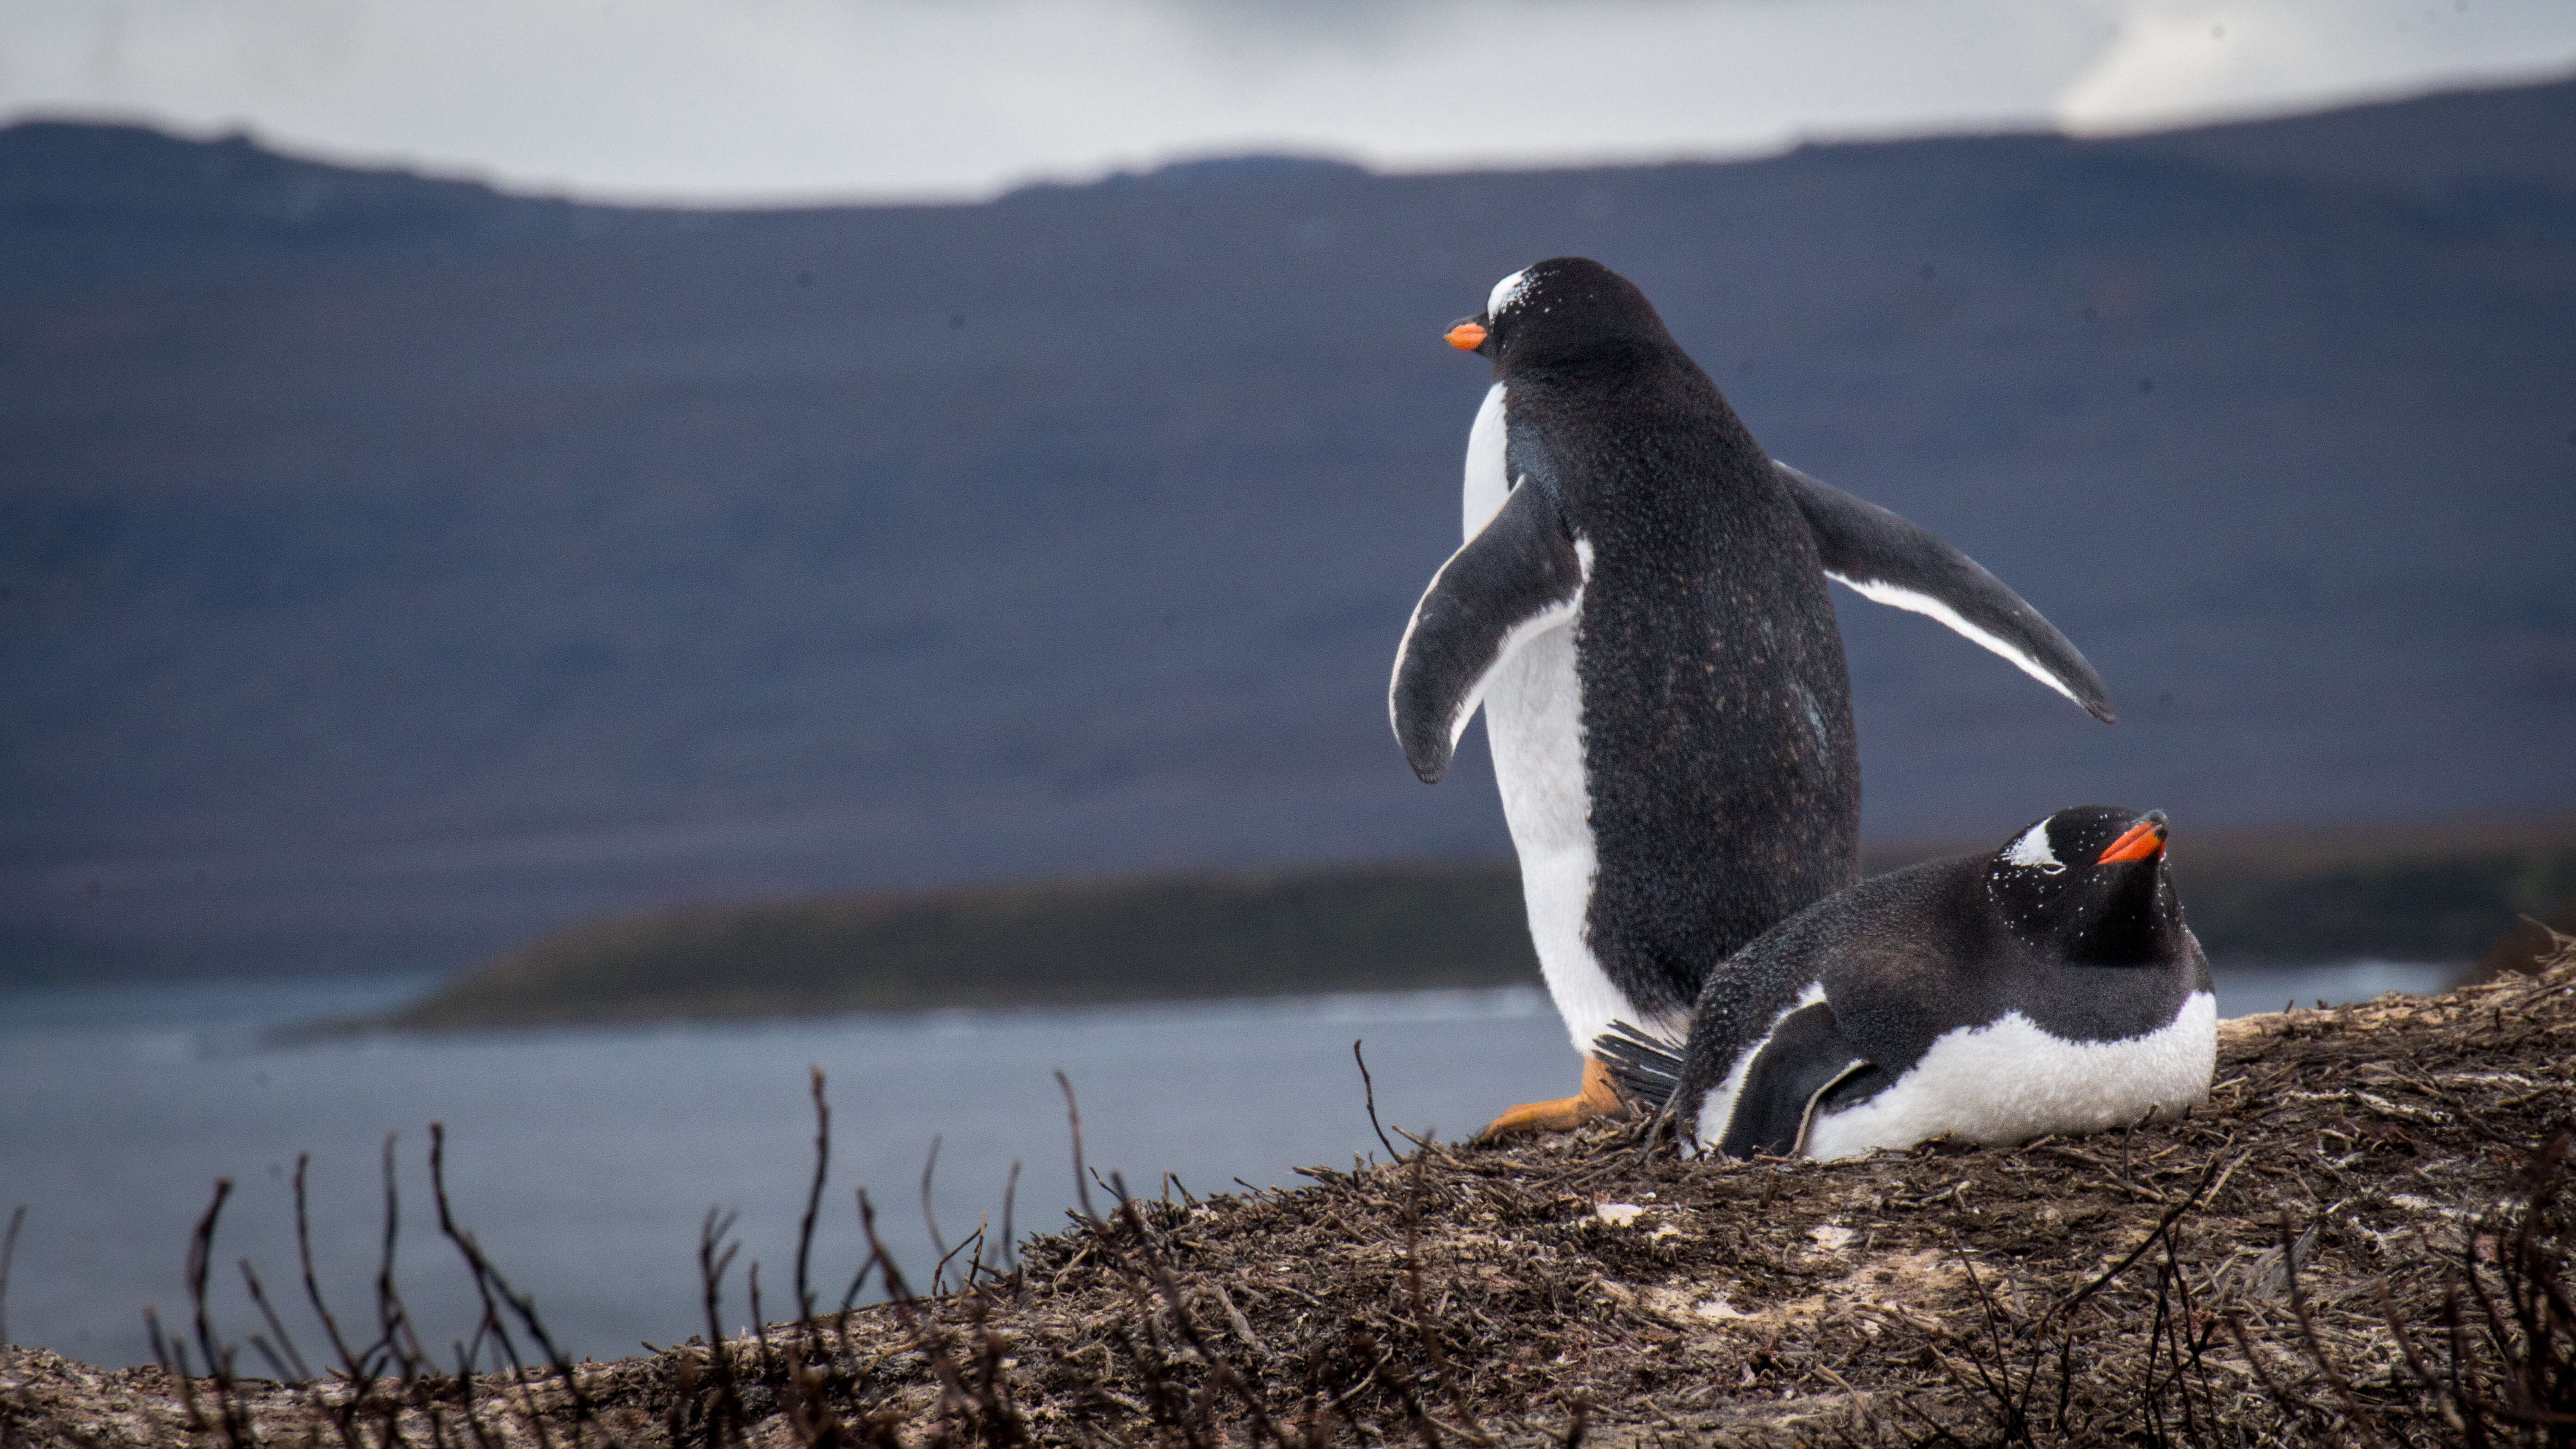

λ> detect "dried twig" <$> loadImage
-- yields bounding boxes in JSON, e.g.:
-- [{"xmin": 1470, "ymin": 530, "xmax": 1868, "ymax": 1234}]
[
  {"xmin": 797, "ymin": 1066, "xmax": 832, "ymax": 1336},
  {"xmin": 1353, "ymin": 1040, "xmax": 1400, "ymax": 1163},
  {"xmin": 0, "ymin": 1203, "xmax": 22, "ymax": 1351}
]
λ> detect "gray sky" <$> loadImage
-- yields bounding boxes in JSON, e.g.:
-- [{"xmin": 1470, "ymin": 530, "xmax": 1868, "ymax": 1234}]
[{"xmin": 4, "ymin": 0, "xmax": 2573, "ymax": 203}]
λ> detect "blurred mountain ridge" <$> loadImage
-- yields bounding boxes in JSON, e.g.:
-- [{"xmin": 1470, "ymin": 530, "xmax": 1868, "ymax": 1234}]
[
  {"xmin": 382, "ymin": 821, "xmax": 2576, "ymax": 1029},
  {"xmin": 3, "ymin": 76, "xmax": 2572, "ymax": 983},
  {"xmin": 0, "ymin": 120, "xmax": 526, "ymax": 231}
]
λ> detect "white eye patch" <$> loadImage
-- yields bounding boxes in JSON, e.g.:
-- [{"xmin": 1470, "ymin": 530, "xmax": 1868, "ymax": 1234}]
[
  {"xmin": 1487, "ymin": 267, "xmax": 1531, "ymax": 318},
  {"xmin": 2004, "ymin": 821, "xmax": 2064, "ymax": 872}
]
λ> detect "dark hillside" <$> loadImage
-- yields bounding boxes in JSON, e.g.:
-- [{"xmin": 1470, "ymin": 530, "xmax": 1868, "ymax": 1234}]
[
  {"xmin": 0, "ymin": 121, "xmax": 520, "ymax": 232},
  {"xmin": 3, "ymin": 79, "xmax": 2572, "ymax": 983},
  {"xmin": 0, "ymin": 121, "xmax": 618, "ymax": 293},
  {"xmin": 2128, "ymin": 73, "xmax": 2576, "ymax": 192}
]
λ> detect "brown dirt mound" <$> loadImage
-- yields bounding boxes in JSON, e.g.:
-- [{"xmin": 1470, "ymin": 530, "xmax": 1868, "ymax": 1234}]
[{"xmin": 9, "ymin": 939, "xmax": 2576, "ymax": 1448}]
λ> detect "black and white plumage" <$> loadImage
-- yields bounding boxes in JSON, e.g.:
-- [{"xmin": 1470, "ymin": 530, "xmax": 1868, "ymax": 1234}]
[
  {"xmin": 1597, "ymin": 806, "xmax": 2215, "ymax": 1160},
  {"xmin": 1390, "ymin": 258, "xmax": 2115, "ymax": 1060}
]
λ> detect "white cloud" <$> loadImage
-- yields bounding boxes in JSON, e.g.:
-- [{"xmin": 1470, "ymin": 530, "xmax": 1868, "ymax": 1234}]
[
  {"xmin": 0, "ymin": 0, "xmax": 2568, "ymax": 203},
  {"xmin": 2057, "ymin": 0, "xmax": 2576, "ymax": 132}
]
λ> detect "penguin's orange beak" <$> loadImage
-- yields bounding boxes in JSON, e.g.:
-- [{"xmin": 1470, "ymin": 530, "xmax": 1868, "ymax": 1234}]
[
  {"xmin": 2096, "ymin": 816, "xmax": 2169, "ymax": 864},
  {"xmin": 1445, "ymin": 321, "xmax": 1488, "ymax": 351}
]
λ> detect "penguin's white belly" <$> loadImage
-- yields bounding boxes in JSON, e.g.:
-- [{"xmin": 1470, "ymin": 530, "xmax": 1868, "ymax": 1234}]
[
  {"xmin": 1800, "ymin": 991, "xmax": 2218, "ymax": 1162},
  {"xmin": 1486, "ymin": 625, "xmax": 1639, "ymax": 1055},
  {"xmin": 1461, "ymin": 380, "xmax": 1641, "ymax": 1055}
]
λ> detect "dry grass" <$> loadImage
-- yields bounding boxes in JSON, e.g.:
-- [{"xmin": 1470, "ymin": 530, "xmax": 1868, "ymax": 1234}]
[{"xmin": 7, "ymin": 935, "xmax": 2576, "ymax": 1448}]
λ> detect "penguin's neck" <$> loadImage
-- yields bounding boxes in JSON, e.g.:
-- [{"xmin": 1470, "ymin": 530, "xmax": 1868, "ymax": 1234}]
[{"xmin": 2066, "ymin": 869, "xmax": 2182, "ymax": 966}]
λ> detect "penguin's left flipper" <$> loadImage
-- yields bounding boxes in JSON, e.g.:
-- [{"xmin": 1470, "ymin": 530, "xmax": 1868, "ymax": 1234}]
[
  {"xmin": 1712, "ymin": 1002, "xmax": 1875, "ymax": 1158},
  {"xmin": 1775, "ymin": 462, "xmax": 2117, "ymax": 723},
  {"xmin": 1389, "ymin": 478, "xmax": 1586, "ymax": 783}
]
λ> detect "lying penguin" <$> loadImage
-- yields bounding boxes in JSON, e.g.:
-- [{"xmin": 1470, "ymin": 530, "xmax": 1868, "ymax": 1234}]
[
  {"xmin": 1595, "ymin": 806, "xmax": 2214, "ymax": 1160},
  {"xmin": 1392, "ymin": 258, "xmax": 2116, "ymax": 1139}
]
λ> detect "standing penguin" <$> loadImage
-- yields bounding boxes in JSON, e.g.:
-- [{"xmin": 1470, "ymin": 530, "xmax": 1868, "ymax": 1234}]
[
  {"xmin": 1595, "ymin": 807, "xmax": 2215, "ymax": 1159},
  {"xmin": 1391, "ymin": 258, "xmax": 2115, "ymax": 1139}
]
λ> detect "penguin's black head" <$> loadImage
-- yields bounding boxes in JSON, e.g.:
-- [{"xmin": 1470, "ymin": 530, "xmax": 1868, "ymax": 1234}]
[
  {"xmin": 1984, "ymin": 806, "xmax": 2184, "ymax": 966},
  {"xmin": 1444, "ymin": 258, "xmax": 1678, "ymax": 372}
]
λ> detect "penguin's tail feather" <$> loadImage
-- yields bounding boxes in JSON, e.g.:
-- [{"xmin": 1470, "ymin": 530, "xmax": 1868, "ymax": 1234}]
[{"xmin": 1593, "ymin": 1021, "xmax": 1684, "ymax": 1114}]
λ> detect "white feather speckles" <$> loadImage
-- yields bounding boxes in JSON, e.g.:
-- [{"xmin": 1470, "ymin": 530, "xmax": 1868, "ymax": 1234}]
[
  {"xmin": 2004, "ymin": 821, "xmax": 2064, "ymax": 872},
  {"xmin": 1487, "ymin": 268, "xmax": 1532, "ymax": 319}
]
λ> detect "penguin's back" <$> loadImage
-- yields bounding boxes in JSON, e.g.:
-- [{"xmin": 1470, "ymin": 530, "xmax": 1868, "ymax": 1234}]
[{"xmin": 1508, "ymin": 353, "xmax": 1860, "ymax": 1025}]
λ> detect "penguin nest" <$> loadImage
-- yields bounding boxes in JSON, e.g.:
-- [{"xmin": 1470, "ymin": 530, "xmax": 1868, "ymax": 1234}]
[{"xmin": 11, "ymin": 940, "xmax": 2576, "ymax": 1448}]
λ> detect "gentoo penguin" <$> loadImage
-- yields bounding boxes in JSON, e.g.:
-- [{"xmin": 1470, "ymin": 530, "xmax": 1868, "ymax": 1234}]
[
  {"xmin": 1390, "ymin": 258, "xmax": 2116, "ymax": 1139},
  {"xmin": 1595, "ymin": 807, "xmax": 2215, "ymax": 1160}
]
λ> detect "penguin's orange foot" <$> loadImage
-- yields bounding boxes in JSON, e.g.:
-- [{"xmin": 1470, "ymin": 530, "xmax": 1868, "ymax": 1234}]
[{"xmin": 1474, "ymin": 1056, "xmax": 1632, "ymax": 1142}]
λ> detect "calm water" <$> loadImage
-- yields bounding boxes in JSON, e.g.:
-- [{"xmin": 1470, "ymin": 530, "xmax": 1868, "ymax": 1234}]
[{"xmin": 0, "ymin": 960, "xmax": 2456, "ymax": 1369}]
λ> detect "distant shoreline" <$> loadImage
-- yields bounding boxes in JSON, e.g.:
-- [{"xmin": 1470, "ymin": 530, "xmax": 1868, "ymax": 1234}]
[
  {"xmin": 269, "ymin": 979, "xmax": 1560, "ymax": 1047},
  {"xmin": 376, "ymin": 861, "xmax": 1541, "ymax": 1032},
  {"xmin": 365, "ymin": 825, "xmax": 2571, "ymax": 1030},
  {"xmin": 259, "ymin": 963, "xmax": 2461, "ymax": 1050}
]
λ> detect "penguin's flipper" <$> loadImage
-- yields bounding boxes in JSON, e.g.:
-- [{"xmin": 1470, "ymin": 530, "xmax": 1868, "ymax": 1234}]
[
  {"xmin": 1389, "ymin": 479, "xmax": 1586, "ymax": 782},
  {"xmin": 1713, "ymin": 1002, "xmax": 1874, "ymax": 1158},
  {"xmin": 1774, "ymin": 461, "xmax": 2117, "ymax": 723},
  {"xmin": 1592, "ymin": 1021, "xmax": 1685, "ymax": 1115}
]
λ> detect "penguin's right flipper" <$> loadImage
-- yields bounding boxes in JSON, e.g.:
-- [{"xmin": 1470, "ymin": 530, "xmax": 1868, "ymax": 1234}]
[
  {"xmin": 1712, "ymin": 1002, "xmax": 1873, "ymax": 1158},
  {"xmin": 1774, "ymin": 462, "xmax": 2117, "ymax": 723},
  {"xmin": 1389, "ymin": 479, "xmax": 1586, "ymax": 782}
]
